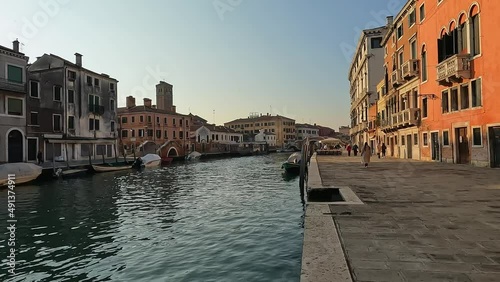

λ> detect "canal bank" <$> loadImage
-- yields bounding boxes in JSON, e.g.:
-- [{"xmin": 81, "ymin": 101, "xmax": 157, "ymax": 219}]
[{"xmin": 303, "ymin": 154, "xmax": 500, "ymax": 282}]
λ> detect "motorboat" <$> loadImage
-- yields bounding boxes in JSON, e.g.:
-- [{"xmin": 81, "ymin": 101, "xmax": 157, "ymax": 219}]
[
  {"xmin": 186, "ymin": 151, "xmax": 202, "ymax": 161},
  {"xmin": 0, "ymin": 163, "xmax": 43, "ymax": 187},
  {"xmin": 138, "ymin": 154, "xmax": 162, "ymax": 168},
  {"xmin": 281, "ymin": 152, "xmax": 302, "ymax": 175}
]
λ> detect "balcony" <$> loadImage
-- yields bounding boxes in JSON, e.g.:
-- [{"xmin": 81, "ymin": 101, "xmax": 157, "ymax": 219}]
[
  {"xmin": 0, "ymin": 78, "xmax": 26, "ymax": 93},
  {"xmin": 401, "ymin": 59, "xmax": 420, "ymax": 79},
  {"xmin": 391, "ymin": 70, "xmax": 404, "ymax": 88},
  {"xmin": 88, "ymin": 104, "xmax": 105, "ymax": 115},
  {"xmin": 401, "ymin": 108, "xmax": 421, "ymax": 126},
  {"xmin": 436, "ymin": 54, "xmax": 471, "ymax": 85}
]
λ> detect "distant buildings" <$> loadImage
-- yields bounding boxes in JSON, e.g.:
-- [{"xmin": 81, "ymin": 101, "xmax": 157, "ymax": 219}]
[
  {"xmin": 117, "ymin": 83, "xmax": 192, "ymax": 158},
  {"xmin": 0, "ymin": 40, "xmax": 29, "ymax": 163},
  {"xmin": 295, "ymin": 123, "xmax": 319, "ymax": 140},
  {"xmin": 338, "ymin": 126, "xmax": 350, "ymax": 136},
  {"xmin": 254, "ymin": 129, "xmax": 276, "ymax": 147},
  {"xmin": 348, "ymin": 23, "xmax": 388, "ymax": 147},
  {"xmin": 189, "ymin": 124, "xmax": 243, "ymax": 153},
  {"xmin": 224, "ymin": 113, "xmax": 296, "ymax": 148}
]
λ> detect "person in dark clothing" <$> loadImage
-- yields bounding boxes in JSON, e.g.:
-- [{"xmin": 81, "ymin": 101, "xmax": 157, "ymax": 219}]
[
  {"xmin": 352, "ymin": 144, "xmax": 359, "ymax": 156},
  {"xmin": 37, "ymin": 151, "xmax": 43, "ymax": 165},
  {"xmin": 381, "ymin": 143, "xmax": 387, "ymax": 158}
]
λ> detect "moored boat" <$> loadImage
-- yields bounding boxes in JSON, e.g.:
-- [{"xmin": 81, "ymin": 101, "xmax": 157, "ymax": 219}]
[
  {"xmin": 186, "ymin": 151, "xmax": 202, "ymax": 161},
  {"xmin": 92, "ymin": 162, "xmax": 132, "ymax": 173},
  {"xmin": 0, "ymin": 163, "xmax": 43, "ymax": 187},
  {"xmin": 281, "ymin": 152, "xmax": 302, "ymax": 175},
  {"xmin": 139, "ymin": 154, "xmax": 162, "ymax": 168}
]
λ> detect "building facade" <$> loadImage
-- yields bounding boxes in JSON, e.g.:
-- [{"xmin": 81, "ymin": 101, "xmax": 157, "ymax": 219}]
[
  {"xmin": 117, "ymin": 95, "xmax": 191, "ymax": 158},
  {"xmin": 338, "ymin": 126, "xmax": 350, "ymax": 136},
  {"xmin": 254, "ymin": 129, "xmax": 276, "ymax": 147},
  {"xmin": 349, "ymin": 25, "xmax": 388, "ymax": 147},
  {"xmin": 224, "ymin": 114, "xmax": 295, "ymax": 148},
  {"xmin": 0, "ymin": 40, "xmax": 29, "ymax": 163},
  {"xmin": 295, "ymin": 123, "xmax": 319, "ymax": 140},
  {"xmin": 27, "ymin": 53, "xmax": 118, "ymax": 162},
  {"xmin": 379, "ymin": 1, "xmax": 421, "ymax": 160},
  {"xmin": 418, "ymin": 0, "xmax": 499, "ymax": 167}
]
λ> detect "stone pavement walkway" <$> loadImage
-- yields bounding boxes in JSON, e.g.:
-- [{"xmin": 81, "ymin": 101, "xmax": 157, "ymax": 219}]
[{"xmin": 318, "ymin": 155, "xmax": 500, "ymax": 282}]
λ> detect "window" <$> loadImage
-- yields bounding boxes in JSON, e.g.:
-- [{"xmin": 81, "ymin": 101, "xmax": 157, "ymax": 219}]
[
  {"xmin": 186, "ymin": 120, "xmax": 189, "ymax": 127},
  {"xmin": 442, "ymin": 90, "xmax": 449, "ymax": 113},
  {"xmin": 419, "ymin": 3, "xmax": 425, "ymax": 22},
  {"xmin": 458, "ymin": 21, "xmax": 467, "ymax": 53},
  {"xmin": 423, "ymin": 132, "xmax": 428, "ymax": 146},
  {"xmin": 173, "ymin": 119, "xmax": 176, "ymax": 126},
  {"xmin": 156, "ymin": 130, "xmax": 161, "ymax": 139},
  {"xmin": 121, "ymin": 117, "xmax": 128, "ymax": 123},
  {"xmin": 87, "ymin": 76, "xmax": 93, "ymax": 86},
  {"xmin": 401, "ymin": 135, "xmax": 405, "ymax": 145},
  {"xmin": 94, "ymin": 119, "xmax": 100, "ymax": 131},
  {"xmin": 54, "ymin": 86, "xmax": 62, "ymax": 101},
  {"xmin": 443, "ymin": 131, "xmax": 450, "ymax": 146},
  {"xmin": 110, "ymin": 83, "xmax": 115, "ymax": 90},
  {"xmin": 164, "ymin": 130, "xmax": 168, "ymax": 138},
  {"xmin": 156, "ymin": 116, "xmax": 160, "ymax": 124},
  {"xmin": 131, "ymin": 116, "xmax": 135, "ymax": 123},
  {"xmin": 421, "ymin": 50, "xmax": 427, "ymax": 81},
  {"xmin": 53, "ymin": 115, "xmax": 61, "ymax": 131},
  {"xmin": 450, "ymin": 88, "xmax": 458, "ymax": 111},
  {"xmin": 7, "ymin": 97, "xmax": 23, "ymax": 116},
  {"xmin": 30, "ymin": 112, "xmax": 38, "ymax": 125},
  {"xmin": 422, "ymin": 98, "xmax": 428, "ymax": 118},
  {"xmin": 110, "ymin": 99, "xmax": 115, "ymax": 112},
  {"xmin": 68, "ymin": 116, "xmax": 75, "ymax": 130},
  {"xmin": 472, "ymin": 127, "xmax": 482, "ymax": 146},
  {"xmin": 94, "ymin": 78, "xmax": 100, "ymax": 87},
  {"xmin": 398, "ymin": 50, "xmax": 404, "ymax": 68},
  {"xmin": 138, "ymin": 129, "xmax": 144, "ymax": 137},
  {"xmin": 111, "ymin": 121, "xmax": 115, "ymax": 132},
  {"xmin": 68, "ymin": 70, "xmax": 76, "ymax": 80},
  {"xmin": 68, "ymin": 90, "xmax": 74, "ymax": 103},
  {"xmin": 173, "ymin": 131, "xmax": 176, "ymax": 139},
  {"xmin": 147, "ymin": 129, "xmax": 153, "ymax": 137},
  {"xmin": 140, "ymin": 115, "xmax": 144, "ymax": 123},
  {"xmin": 7, "ymin": 65, "xmax": 23, "ymax": 83},
  {"xmin": 397, "ymin": 24, "xmax": 404, "ymax": 39},
  {"xmin": 371, "ymin": 37, "xmax": 382, "ymax": 49},
  {"xmin": 409, "ymin": 9, "xmax": 416, "ymax": 26},
  {"xmin": 180, "ymin": 119, "xmax": 183, "ymax": 126},
  {"xmin": 30, "ymin": 81, "xmax": 39, "ymax": 98},
  {"xmin": 89, "ymin": 118, "xmax": 94, "ymax": 130},
  {"xmin": 414, "ymin": 133, "xmax": 418, "ymax": 145},
  {"xmin": 121, "ymin": 130, "xmax": 128, "ymax": 138},
  {"xmin": 471, "ymin": 78, "xmax": 482, "ymax": 107},
  {"xmin": 147, "ymin": 116, "xmax": 152, "ymax": 123},
  {"xmin": 410, "ymin": 39, "xmax": 417, "ymax": 59},
  {"xmin": 89, "ymin": 118, "xmax": 99, "ymax": 131},
  {"xmin": 131, "ymin": 129, "xmax": 135, "ymax": 137},
  {"xmin": 164, "ymin": 117, "xmax": 167, "ymax": 124},
  {"xmin": 470, "ymin": 14, "xmax": 480, "ymax": 56},
  {"xmin": 460, "ymin": 84, "xmax": 469, "ymax": 109}
]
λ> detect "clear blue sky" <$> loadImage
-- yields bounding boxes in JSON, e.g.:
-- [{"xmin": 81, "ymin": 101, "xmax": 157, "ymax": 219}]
[{"xmin": 1, "ymin": 0, "xmax": 405, "ymax": 130}]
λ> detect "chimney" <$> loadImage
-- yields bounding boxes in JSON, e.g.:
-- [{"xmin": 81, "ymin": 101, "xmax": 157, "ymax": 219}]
[
  {"xmin": 126, "ymin": 96, "xmax": 136, "ymax": 108},
  {"xmin": 75, "ymin": 53, "xmax": 82, "ymax": 67},
  {"xmin": 386, "ymin": 16, "xmax": 394, "ymax": 26},
  {"xmin": 144, "ymin": 98, "xmax": 152, "ymax": 107},
  {"xmin": 13, "ymin": 39, "xmax": 19, "ymax": 53}
]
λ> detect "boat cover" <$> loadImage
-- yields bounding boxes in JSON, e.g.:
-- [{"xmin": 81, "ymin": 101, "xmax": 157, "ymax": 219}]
[
  {"xmin": 0, "ymin": 163, "xmax": 43, "ymax": 179},
  {"xmin": 141, "ymin": 154, "xmax": 161, "ymax": 164}
]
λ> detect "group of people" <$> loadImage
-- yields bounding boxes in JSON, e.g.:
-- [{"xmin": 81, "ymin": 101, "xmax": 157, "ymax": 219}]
[{"xmin": 345, "ymin": 142, "xmax": 387, "ymax": 168}]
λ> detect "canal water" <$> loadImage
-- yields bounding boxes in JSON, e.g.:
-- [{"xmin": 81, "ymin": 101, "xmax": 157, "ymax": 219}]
[{"xmin": 0, "ymin": 154, "xmax": 304, "ymax": 282}]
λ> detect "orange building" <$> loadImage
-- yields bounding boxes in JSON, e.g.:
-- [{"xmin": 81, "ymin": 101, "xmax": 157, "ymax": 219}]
[
  {"xmin": 417, "ymin": 0, "xmax": 500, "ymax": 167},
  {"xmin": 117, "ymin": 96, "xmax": 192, "ymax": 158},
  {"xmin": 379, "ymin": 0, "xmax": 422, "ymax": 160}
]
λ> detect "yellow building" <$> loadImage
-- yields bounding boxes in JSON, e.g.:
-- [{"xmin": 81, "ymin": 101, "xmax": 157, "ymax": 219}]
[{"xmin": 224, "ymin": 113, "xmax": 296, "ymax": 148}]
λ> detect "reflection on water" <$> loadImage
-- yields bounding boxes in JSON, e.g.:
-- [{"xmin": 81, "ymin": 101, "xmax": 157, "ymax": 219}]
[{"xmin": 0, "ymin": 154, "xmax": 303, "ymax": 282}]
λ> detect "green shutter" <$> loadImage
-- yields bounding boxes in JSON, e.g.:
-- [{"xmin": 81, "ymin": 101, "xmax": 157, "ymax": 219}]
[{"xmin": 7, "ymin": 65, "xmax": 23, "ymax": 83}]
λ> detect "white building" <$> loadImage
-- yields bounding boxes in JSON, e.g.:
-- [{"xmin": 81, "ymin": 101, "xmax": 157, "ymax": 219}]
[
  {"xmin": 295, "ymin": 123, "xmax": 319, "ymax": 140},
  {"xmin": 254, "ymin": 129, "xmax": 276, "ymax": 147},
  {"xmin": 348, "ymin": 23, "xmax": 388, "ymax": 147},
  {"xmin": 192, "ymin": 124, "xmax": 242, "ymax": 144}
]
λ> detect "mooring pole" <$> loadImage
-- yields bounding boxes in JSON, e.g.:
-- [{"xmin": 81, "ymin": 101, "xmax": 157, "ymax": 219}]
[{"xmin": 299, "ymin": 138, "xmax": 308, "ymax": 202}]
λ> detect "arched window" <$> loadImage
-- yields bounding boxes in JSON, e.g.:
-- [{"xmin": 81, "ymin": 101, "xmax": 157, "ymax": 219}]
[
  {"xmin": 458, "ymin": 13, "xmax": 468, "ymax": 53},
  {"xmin": 469, "ymin": 4, "xmax": 480, "ymax": 56},
  {"xmin": 421, "ymin": 45, "xmax": 428, "ymax": 81}
]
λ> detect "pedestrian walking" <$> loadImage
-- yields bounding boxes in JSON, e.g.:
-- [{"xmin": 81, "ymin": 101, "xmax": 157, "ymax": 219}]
[
  {"xmin": 346, "ymin": 144, "xmax": 352, "ymax": 156},
  {"xmin": 360, "ymin": 142, "xmax": 371, "ymax": 168},
  {"xmin": 352, "ymin": 144, "xmax": 359, "ymax": 156},
  {"xmin": 381, "ymin": 143, "xmax": 387, "ymax": 158},
  {"xmin": 377, "ymin": 143, "xmax": 382, "ymax": 159}
]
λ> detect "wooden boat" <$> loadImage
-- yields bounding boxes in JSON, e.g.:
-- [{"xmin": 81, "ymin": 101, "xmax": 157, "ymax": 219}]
[
  {"xmin": 92, "ymin": 162, "xmax": 132, "ymax": 173},
  {"xmin": 140, "ymin": 154, "xmax": 161, "ymax": 168},
  {"xmin": 281, "ymin": 152, "xmax": 302, "ymax": 175},
  {"xmin": 54, "ymin": 168, "xmax": 89, "ymax": 179},
  {"xmin": 0, "ymin": 163, "xmax": 43, "ymax": 187}
]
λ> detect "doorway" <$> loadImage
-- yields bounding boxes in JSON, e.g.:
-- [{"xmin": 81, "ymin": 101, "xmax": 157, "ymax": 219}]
[
  {"xmin": 431, "ymin": 132, "xmax": 440, "ymax": 161},
  {"xmin": 390, "ymin": 137, "xmax": 394, "ymax": 157},
  {"xmin": 489, "ymin": 127, "xmax": 500, "ymax": 167},
  {"xmin": 8, "ymin": 130, "xmax": 23, "ymax": 163},
  {"xmin": 406, "ymin": 134, "xmax": 413, "ymax": 159},
  {"xmin": 455, "ymin": 127, "xmax": 469, "ymax": 164}
]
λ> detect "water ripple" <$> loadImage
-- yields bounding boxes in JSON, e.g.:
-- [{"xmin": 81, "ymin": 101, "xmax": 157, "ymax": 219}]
[{"xmin": 0, "ymin": 154, "xmax": 303, "ymax": 281}]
